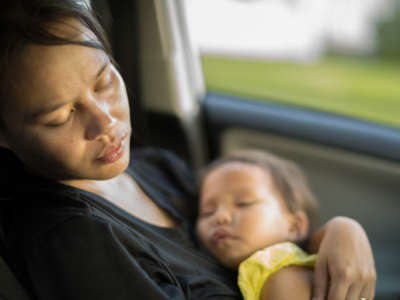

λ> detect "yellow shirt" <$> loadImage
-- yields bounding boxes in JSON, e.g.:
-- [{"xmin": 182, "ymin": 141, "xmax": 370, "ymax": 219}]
[{"xmin": 238, "ymin": 242, "xmax": 316, "ymax": 300}]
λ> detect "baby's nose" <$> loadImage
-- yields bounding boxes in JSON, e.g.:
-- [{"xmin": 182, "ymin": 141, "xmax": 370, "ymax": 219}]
[{"xmin": 214, "ymin": 207, "xmax": 233, "ymax": 225}]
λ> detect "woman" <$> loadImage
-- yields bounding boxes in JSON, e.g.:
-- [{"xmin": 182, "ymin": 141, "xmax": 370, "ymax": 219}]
[{"xmin": 0, "ymin": 1, "xmax": 376, "ymax": 299}]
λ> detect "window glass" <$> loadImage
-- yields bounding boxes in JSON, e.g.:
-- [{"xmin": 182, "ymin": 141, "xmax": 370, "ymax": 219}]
[{"xmin": 185, "ymin": 0, "xmax": 400, "ymax": 129}]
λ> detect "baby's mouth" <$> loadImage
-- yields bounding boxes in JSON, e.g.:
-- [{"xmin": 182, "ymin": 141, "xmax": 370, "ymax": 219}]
[{"xmin": 210, "ymin": 229, "xmax": 236, "ymax": 246}]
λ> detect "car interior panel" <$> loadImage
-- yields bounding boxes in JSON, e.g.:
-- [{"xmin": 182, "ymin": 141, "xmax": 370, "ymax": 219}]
[{"xmin": 0, "ymin": 0, "xmax": 399, "ymax": 299}]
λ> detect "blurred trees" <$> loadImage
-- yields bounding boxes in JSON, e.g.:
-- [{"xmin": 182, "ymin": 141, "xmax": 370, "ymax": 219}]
[{"xmin": 375, "ymin": 0, "xmax": 400, "ymax": 59}]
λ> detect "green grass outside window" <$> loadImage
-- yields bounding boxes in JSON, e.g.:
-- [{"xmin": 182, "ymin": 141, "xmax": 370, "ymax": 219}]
[{"xmin": 201, "ymin": 56, "xmax": 400, "ymax": 129}]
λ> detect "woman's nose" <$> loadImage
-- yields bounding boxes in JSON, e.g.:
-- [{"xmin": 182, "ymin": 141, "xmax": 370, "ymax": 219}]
[
  {"xmin": 213, "ymin": 207, "xmax": 232, "ymax": 225},
  {"xmin": 85, "ymin": 101, "xmax": 117, "ymax": 141}
]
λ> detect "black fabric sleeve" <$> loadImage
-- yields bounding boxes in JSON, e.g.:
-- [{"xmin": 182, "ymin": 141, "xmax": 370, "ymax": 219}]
[
  {"xmin": 0, "ymin": 255, "xmax": 32, "ymax": 300},
  {"xmin": 26, "ymin": 216, "xmax": 188, "ymax": 300}
]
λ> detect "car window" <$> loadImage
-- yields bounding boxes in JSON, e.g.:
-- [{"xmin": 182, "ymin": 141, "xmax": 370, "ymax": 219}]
[{"xmin": 185, "ymin": 0, "xmax": 400, "ymax": 129}]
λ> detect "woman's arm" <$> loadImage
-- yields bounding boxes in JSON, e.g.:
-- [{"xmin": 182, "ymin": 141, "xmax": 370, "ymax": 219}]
[
  {"xmin": 260, "ymin": 266, "xmax": 313, "ymax": 300},
  {"xmin": 308, "ymin": 216, "xmax": 376, "ymax": 300},
  {"xmin": 27, "ymin": 216, "xmax": 188, "ymax": 300}
]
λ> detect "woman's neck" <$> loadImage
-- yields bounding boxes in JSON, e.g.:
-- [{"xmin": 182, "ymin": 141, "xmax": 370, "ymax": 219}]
[
  {"xmin": 60, "ymin": 176, "xmax": 122, "ymax": 196},
  {"xmin": 60, "ymin": 173, "xmax": 177, "ymax": 228}
]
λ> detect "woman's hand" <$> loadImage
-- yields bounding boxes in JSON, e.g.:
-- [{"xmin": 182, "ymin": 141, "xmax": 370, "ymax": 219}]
[{"xmin": 309, "ymin": 216, "xmax": 376, "ymax": 300}]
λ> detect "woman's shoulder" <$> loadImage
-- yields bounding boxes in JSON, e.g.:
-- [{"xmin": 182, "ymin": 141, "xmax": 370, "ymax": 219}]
[{"xmin": 1, "ymin": 186, "xmax": 92, "ymax": 248}]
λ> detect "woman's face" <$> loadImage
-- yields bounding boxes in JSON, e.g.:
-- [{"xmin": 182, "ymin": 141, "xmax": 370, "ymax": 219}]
[
  {"xmin": 196, "ymin": 162, "xmax": 301, "ymax": 269},
  {"xmin": 0, "ymin": 20, "xmax": 131, "ymax": 180}
]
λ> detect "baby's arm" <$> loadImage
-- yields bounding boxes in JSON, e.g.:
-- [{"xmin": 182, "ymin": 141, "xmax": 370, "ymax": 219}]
[{"xmin": 260, "ymin": 266, "xmax": 313, "ymax": 300}]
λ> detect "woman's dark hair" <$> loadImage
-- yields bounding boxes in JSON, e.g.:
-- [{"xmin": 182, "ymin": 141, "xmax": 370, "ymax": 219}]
[
  {"xmin": 200, "ymin": 149, "xmax": 319, "ymax": 233},
  {"xmin": 0, "ymin": 0, "xmax": 113, "ymax": 97}
]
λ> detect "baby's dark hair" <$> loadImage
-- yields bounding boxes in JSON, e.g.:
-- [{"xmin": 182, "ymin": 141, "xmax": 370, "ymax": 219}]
[{"xmin": 200, "ymin": 149, "xmax": 319, "ymax": 233}]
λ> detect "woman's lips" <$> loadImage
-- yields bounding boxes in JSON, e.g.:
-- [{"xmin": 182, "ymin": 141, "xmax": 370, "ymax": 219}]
[{"xmin": 96, "ymin": 138, "xmax": 125, "ymax": 164}]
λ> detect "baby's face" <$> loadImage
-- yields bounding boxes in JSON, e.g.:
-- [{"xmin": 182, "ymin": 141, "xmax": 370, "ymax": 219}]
[{"xmin": 196, "ymin": 162, "xmax": 296, "ymax": 269}]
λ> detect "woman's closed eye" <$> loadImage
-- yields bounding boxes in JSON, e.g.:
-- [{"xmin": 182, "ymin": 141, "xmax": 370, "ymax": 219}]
[
  {"xmin": 94, "ymin": 69, "xmax": 114, "ymax": 93},
  {"xmin": 45, "ymin": 107, "xmax": 76, "ymax": 127}
]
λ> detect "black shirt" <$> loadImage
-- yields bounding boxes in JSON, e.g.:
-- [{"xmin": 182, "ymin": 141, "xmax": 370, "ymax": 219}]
[{"xmin": 1, "ymin": 148, "xmax": 241, "ymax": 300}]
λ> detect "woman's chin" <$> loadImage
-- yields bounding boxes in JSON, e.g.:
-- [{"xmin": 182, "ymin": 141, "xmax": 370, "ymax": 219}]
[{"xmin": 94, "ymin": 157, "xmax": 130, "ymax": 180}]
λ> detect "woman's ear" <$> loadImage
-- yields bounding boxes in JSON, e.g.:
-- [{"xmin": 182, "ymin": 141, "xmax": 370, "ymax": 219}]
[{"xmin": 288, "ymin": 211, "xmax": 309, "ymax": 242}]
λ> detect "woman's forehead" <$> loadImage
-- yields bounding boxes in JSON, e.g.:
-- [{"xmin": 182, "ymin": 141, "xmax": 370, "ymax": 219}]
[
  {"xmin": 14, "ymin": 18, "xmax": 100, "ymax": 73},
  {"xmin": 8, "ymin": 42, "xmax": 106, "ymax": 112},
  {"xmin": 3, "ymin": 18, "xmax": 103, "ymax": 107}
]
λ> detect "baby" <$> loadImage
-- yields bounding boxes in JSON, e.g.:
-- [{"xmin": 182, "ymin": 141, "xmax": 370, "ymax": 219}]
[{"xmin": 196, "ymin": 149, "xmax": 319, "ymax": 300}]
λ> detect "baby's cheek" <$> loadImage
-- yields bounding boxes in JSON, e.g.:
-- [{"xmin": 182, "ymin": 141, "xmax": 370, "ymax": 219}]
[
  {"xmin": 195, "ymin": 221, "xmax": 208, "ymax": 243},
  {"xmin": 240, "ymin": 208, "xmax": 267, "ymax": 230}
]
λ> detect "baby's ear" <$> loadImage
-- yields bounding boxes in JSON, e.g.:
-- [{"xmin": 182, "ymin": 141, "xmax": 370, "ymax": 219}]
[{"xmin": 288, "ymin": 211, "xmax": 309, "ymax": 242}]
